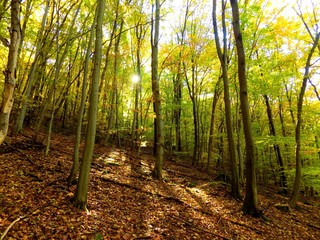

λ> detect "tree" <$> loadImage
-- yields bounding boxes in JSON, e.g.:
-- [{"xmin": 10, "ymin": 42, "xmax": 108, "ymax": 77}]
[
  {"xmin": 74, "ymin": 0, "xmax": 105, "ymax": 210},
  {"xmin": 263, "ymin": 94, "xmax": 287, "ymax": 192},
  {"xmin": 151, "ymin": 0, "xmax": 164, "ymax": 179},
  {"xmin": 230, "ymin": 0, "xmax": 260, "ymax": 216},
  {"xmin": 213, "ymin": 0, "xmax": 241, "ymax": 199},
  {"xmin": 68, "ymin": 6, "xmax": 97, "ymax": 185},
  {"xmin": 0, "ymin": 0, "xmax": 21, "ymax": 145},
  {"xmin": 172, "ymin": 0, "xmax": 190, "ymax": 152},
  {"xmin": 207, "ymin": 77, "xmax": 222, "ymax": 170},
  {"xmin": 289, "ymin": 31, "xmax": 320, "ymax": 208},
  {"xmin": 130, "ymin": 0, "xmax": 148, "ymax": 151},
  {"xmin": 105, "ymin": 0, "xmax": 124, "ymax": 145}
]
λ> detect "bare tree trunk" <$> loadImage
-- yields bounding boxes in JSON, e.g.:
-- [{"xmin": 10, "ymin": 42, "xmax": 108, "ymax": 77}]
[
  {"xmin": 230, "ymin": 0, "xmax": 260, "ymax": 216},
  {"xmin": 263, "ymin": 94, "xmax": 287, "ymax": 193},
  {"xmin": 0, "ymin": 0, "xmax": 21, "ymax": 145},
  {"xmin": 207, "ymin": 78, "xmax": 222, "ymax": 170},
  {"xmin": 315, "ymin": 136, "xmax": 320, "ymax": 161},
  {"xmin": 74, "ymin": 0, "xmax": 105, "ymax": 210},
  {"xmin": 213, "ymin": 0, "xmax": 241, "ymax": 199},
  {"xmin": 173, "ymin": 0, "xmax": 189, "ymax": 152},
  {"xmin": 105, "ymin": 19, "xmax": 123, "ymax": 144},
  {"xmin": 289, "ymin": 32, "xmax": 320, "ymax": 208},
  {"xmin": 34, "ymin": 1, "xmax": 79, "ymax": 141},
  {"xmin": 68, "ymin": 8, "xmax": 96, "ymax": 185},
  {"xmin": 151, "ymin": 0, "xmax": 164, "ymax": 179}
]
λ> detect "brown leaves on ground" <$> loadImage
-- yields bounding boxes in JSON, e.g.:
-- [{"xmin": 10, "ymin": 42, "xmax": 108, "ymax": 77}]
[{"xmin": 0, "ymin": 129, "xmax": 319, "ymax": 239}]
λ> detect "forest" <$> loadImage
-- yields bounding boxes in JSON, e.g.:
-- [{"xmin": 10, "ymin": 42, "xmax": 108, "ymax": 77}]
[{"xmin": 0, "ymin": 0, "xmax": 319, "ymax": 239}]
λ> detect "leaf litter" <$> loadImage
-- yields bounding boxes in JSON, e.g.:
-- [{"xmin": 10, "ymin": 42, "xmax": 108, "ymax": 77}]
[{"xmin": 0, "ymin": 129, "xmax": 319, "ymax": 239}]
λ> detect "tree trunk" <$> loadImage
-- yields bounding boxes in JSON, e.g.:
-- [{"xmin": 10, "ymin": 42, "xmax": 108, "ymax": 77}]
[
  {"xmin": 151, "ymin": 0, "xmax": 164, "ymax": 179},
  {"xmin": 263, "ymin": 95, "xmax": 287, "ymax": 193},
  {"xmin": 230, "ymin": 0, "xmax": 260, "ymax": 216},
  {"xmin": 0, "ymin": 0, "xmax": 21, "ymax": 145},
  {"xmin": 74, "ymin": 0, "xmax": 105, "ymax": 210},
  {"xmin": 207, "ymin": 78, "xmax": 222, "ymax": 170},
  {"xmin": 105, "ymin": 19, "xmax": 123, "ymax": 144},
  {"xmin": 68, "ymin": 9, "xmax": 96, "ymax": 185},
  {"xmin": 173, "ymin": 1, "xmax": 189, "ymax": 152},
  {"xmin": 289, "ymin": 32, "xmax": 320, "ymax": 208},
  {"xmin": 34, "ymin": 2, "xmax": 80, "ymax": 141},
  {"xmin": 131, "ymin": 22, "xmax": 145, "ymax": 151},
  {"xmin": 213, "ymin": 0, "xmax": 241, "ymax": 200}
]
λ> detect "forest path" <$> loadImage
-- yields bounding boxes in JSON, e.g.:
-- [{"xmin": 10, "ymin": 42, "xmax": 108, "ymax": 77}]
[{"xmin": 0, "ymin": 129, "xmax": 319, "ymax": 239}]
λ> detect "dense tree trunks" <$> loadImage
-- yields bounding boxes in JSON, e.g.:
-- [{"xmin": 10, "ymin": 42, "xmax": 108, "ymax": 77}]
[
  {"xmin": 112, "ymin": 20, "xmax": 124, "ymax": 147},
  {"xmin": 105, "ymin": 15, "xmax": 123, "ymax": 144},
  {"xmin": 184, "ymin": 57, "xmax": 200, "ymax": 166},
  {"xmin": 315, "ymin": 136, "xmax": 320, "ymax": 160},
  {"xmin": 74, "ymin": 0, "xmax": 105, "ymax": 210},
  {"xmin": 100, "ymin": 2, "xmax": 118, "ymax": 113},
  {"xmin": 207, "ymin": 79, "xmax": 222, "ymax": 170},
  {"xmin": 34, "ymin": 2, "xmax": 79, "ymax": 141},
  {"xmin": 289, "ymin": 32, "xmax": 320, "ymax": 208},
  {"xmin": 13, "ymin": 0, "xmax": 49, "ymax": 134},
  {"xmin": 263, "ymin": 95, "xmax": 287, "ymax": 192},
  {"xmin": 230, "ymin": 0, "xmax": 260, "ymax": 216},
  {"xmin": 173, "ymin": 0, "xmax": 189, "ymax": 152},
  {"xmin": 0, "ymin": 0, "xmax": 21, "ymax": 145},
  {"xmin": 213, "ymin": 0, "xmax": 241, "ymax": 199},
  {"xmin": 131, "ymin": 23, "xmax": 145, "ymax": 150},
  {"xmin": 45, "ymin": 1, "xmax": 61, "ymax": 156},
  {"xmin": 151, "ymin": 0, "xmax": 164, "ymax": 179}
]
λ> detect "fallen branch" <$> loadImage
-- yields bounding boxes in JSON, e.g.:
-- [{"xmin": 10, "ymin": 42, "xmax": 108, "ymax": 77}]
[
  {"xmin": 38, "ymin": 178, "xmax": 67, "ymax": 194},
  {"xmin": 224, "ymin": 218, "xmax": 264, "ymax": 234},
  {"xmin": 99, "ymin": 176, "xmax": 216, "ymax": 217},
  {"xmin": 5, "ymin": 141, "xmax": 39, "ymax": 167},
  {"xmin": 168, "ymin": 215, "xmax": 230, "ymax": 240},
  {"xmin": 23, "ymin": 171, "xmax": 43, "ymax": 182},
  {"xmin": 165, "ymin": 168, "xmax": 212, "ymax": 181},
  {"xmin": 0, "ymin": 204, "xmax": 64, "ymax": 240},
  {"xmin": 307, "ymin": 223, "xmax": 320, "ymax": 231},
  {"xmin": 100, "ymin": 176, "xmax": 184, "ymax": 204},
  {"xmin": 0, "ymin": 215, "xmax": 27, "ymax": 240}
]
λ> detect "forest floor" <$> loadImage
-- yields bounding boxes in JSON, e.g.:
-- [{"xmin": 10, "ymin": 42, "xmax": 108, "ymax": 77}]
[{"xmin": 0, "ymin": 129, "xmax": 320, "ymax": 240}]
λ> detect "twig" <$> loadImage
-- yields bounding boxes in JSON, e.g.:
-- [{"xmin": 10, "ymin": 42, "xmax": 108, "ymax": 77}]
[
  {"xmin": 38, "ymin": 178, "xmax": 67, "ymax": 194},
  {"xmin": 168, "ymin": 215, "xmax": 230, "ymax": 240},
  {"xmin": 0, "ymin": 215, "xmax": 27, "ymax": 240}
]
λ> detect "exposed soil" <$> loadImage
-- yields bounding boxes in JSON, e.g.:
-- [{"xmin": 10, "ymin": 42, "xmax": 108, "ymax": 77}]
[{"xmin": 0, "ymin": 129, "xmax": 319, "ymax": 239}]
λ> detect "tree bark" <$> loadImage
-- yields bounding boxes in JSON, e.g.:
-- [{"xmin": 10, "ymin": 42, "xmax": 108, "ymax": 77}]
[
  {"xmin": 14, "ymin": 0, "xmax": 48, "ymax": 134},
  {"xmin": 213, "ymin": 0, "xmax": 241, "ymax": 200},
  {"xmin": 0, "ymin": 0, "xmax": 21, "ymax": 145},
  {"xmin": 74, "ymin": 0, "xmax": 105, "ymax": 210},
  {"xmin": 173, "ymin": 0, "xmax": 189, "ymax": 152},
  {"xmin": 105, "ymin": 17, "xmax": 123, "ymax": 144},
  {"xmin": 207, "ymin": 78, "xmax": 222, "ymax": 170},
  {"xmin": 230, "ymin": 0, "xmax": 260, "ymax": 216},
  {"xmin": 263, "ymin": 94, "xmax": 287, "ymax": 192},
  {"xmin": 151, "ymin": 0, "xmax": 164, "ymax": 179},
  {"xmin": 289, "ymin": 32, "xmax": 320, "ymax": 208},
  {"xmin": 68, "ymin": 8, "xmax": 96, "ymax": 185}
]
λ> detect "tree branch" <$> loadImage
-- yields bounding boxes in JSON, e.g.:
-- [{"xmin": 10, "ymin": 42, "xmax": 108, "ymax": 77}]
[
  {"xmin": 308, "ymin": 79, "xmax": 320, "ymax": 101},
  {"xmin": 0, "ymin": 35, "xmax": 9, "ymax": 47}
]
